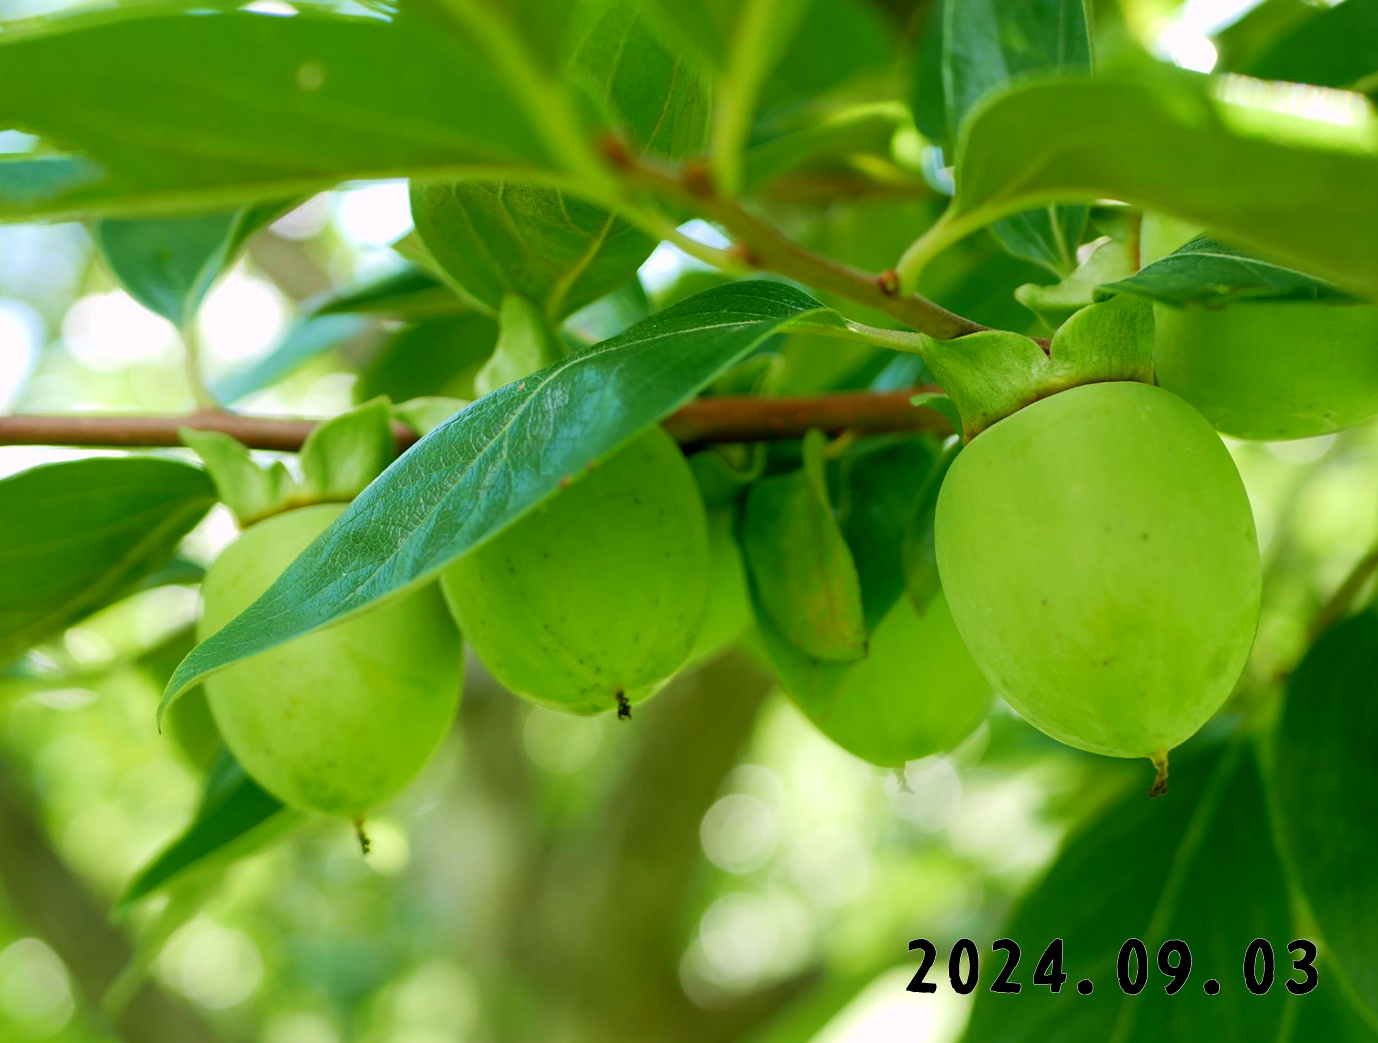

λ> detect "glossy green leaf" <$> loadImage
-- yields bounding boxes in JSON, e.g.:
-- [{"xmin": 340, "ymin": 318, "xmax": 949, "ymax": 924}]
[
  {"xmin": 163, "ymin": 282, "xmax": 843, "ymax": 710},
  {"xmin": 120, "ymin": 755, "xmax": 294, "ymax": 908},
  {"xmin": 743, "ymin": 430, "xmax": 868, "ymax": 662},
  {"xmin": 940, "ymin": 71, "xmax": 1378, "ymax": 300},
  {"xmin": 944, "ymin": 0, "xmax": 1091, "ymax": 273},
  {"xmin": 212, "ymin": 314, "xmax": 374, "ymax": 405},
  {"xmin": 0, "ymin": 8, "xmax": 551, "ymax": 220},
  {"xmin": 963, "ymin": 742, "xmax": 1302, "ymax": 1042},
  {"xmin": 1098, "ymin": 235, "xmax": 1349, "ymax": 307},
  {"xmin": 0, "ymin": 458, "xmax": 215, "ymax": 663},
  {"xmin": 1274, "ymin": 610, "xmax": 1378, "ymax": 1026},
  {"xmin": 411, "ymin": 179, "xmax": 655, "ymax": 322},
  {"xmin": 94, "ymin": 200, "xmax": 290, "ymax": 327}
]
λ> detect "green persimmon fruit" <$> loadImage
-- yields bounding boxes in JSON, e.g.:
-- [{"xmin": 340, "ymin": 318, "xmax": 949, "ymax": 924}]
[
  {"xmin": 199, "ymin": 503, "xmax": 464, "ymax": 817},
  {"xmin": 935, "ymin": 382, "xmax": 1260, "ymax": 782},
  {"xmin": 812, "ymin": 594, "xmax": 991, "ymax": 768},
  {"xmin": 442, "ymin": 427, "xmax": 710, "ymax": 716},
  {"xmin": 687, "ymin": 510, "xmax": 751, "ymax": 667},
  {"xmin": 1154, "ymin": 300, "xmax": 1378, "ymax": 440}
]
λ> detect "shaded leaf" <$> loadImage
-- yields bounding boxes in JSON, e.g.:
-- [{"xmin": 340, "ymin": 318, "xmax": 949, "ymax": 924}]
[
  {"xmin": 1098, "ymin": 235, "xmax": 1348, "ymax": 307},
  {"xmin": 944, "ymin": 0, "xmax": 1091, "ymax": 273},
  {"xmin": 94, "ymin": 200, "xmax": 290, "ymax": 327},
  {"xmin": 357, "ymin": 313, "xmax": 497, "ymax": 404},
  {"xmin": 743, "ymin": 430, "xmax": 868, "ymax": 661},
  {"xmin": 314, "ymin": 264, "xmax": 465, "ymax": 320},
  {"xmin": 212, "ymin": 314, "xmax": 373, "ymax": 405},
  {"xmin": 963, "ymin": 742, "xmax": 1303, "ymax": 1042},
  {"xmin": 120, "ymin": 755, "xmax": 295, "ymax": 908},
  {"xmin": 1274, "ymin": 610, "xmax": 1378, "ymax": 1026},
  {"xmin": 1246, "ymin": 0, "xmax": 1378, "ymax": 91},
  {"xmin": 902, "ymin": 439, "xmax": 959, "ymax": 613},
  {"xmin": 0, "ymin": 459, "xmax": 215, "ymax": 663},
  {"xmin": 164, "ymin": 282, "xmax": 842, "ymax": 709}
]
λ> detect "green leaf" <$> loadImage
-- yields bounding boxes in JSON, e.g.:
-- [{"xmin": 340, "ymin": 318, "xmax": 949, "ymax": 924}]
[
  {"xmin": 1097, "ymin": 235, "xmax": 1349, "ymax": 308},
  {"xmin": 180, "ymin": 429, "xmax": 298, "ymax": 527},
  {"xmin": 411, "ymin": 179, "xmax": 655, "ymax": 322},
  {"xmin": 1274, "ymin": 610, "xmax": 1378, "ymax": 1027},
  {"xmin": 313, "ymin": 264, "xmax": 466, "ymax": 320},
  {"xmin": 1017, "ymin": 234, "xmax": 1137, "ymax": 329},
  {"xmin": 944, "ymin": 0, "xmax": 1091, "ymax": 273},
  {"xmin": 834, "ymin": 434, "xmax": 939, "ymax": 628},
  {"xmin": 163, "ymin": 281, "xmax": 842, "ymax": 711},
  {"xmin": 1246, "ymin": 0, "xmax": 1378, "ymax": 91},
  {"xmin": 743, "ymin": 430, "xmax": 868, "ymax": 662},
  {"xmin": 902, "ymin": 439, "xmax": 959, "ymax": 614},
  {"xmin": 474, "ymin": 293, "xmax": 565, "ymax": 396},
  {"xmin": 569, "ymin": 0, "xmax": 709, "ymax": 159},
  {"xmin": 0, "ymin": 458, "xmax": 215, "ymax": 663},
  {"xmin": 212, "ymin": 314, "xmax": 374, "ymax": 405},
  {"xmin": 939, "ymin": 70, "xmax": 1378, "ymax": 300},
  {"xmin": 94, "ymin": 200, "xmax": 290, "ymax": 327},
  {"xmin": 120, "ymin": 755, "xmax": 296, "ymax": 909},
  {"xmin": 963, "ymin": 742, "xmax": 1298, "ymax": 1042},
  {"xmin": 298, "ymin": 399, "xmax": 398, "ymax": 503},
  {"xmin": 0, "ymin": 8, "xmax": 552, "ymax": 220},
  {"xmin": 357, "ymin": 313, "xmax": 498, "ymax": 404}
]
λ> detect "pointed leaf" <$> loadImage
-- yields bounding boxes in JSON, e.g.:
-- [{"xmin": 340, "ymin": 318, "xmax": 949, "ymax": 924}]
[
  {"xmin": 743, "ymin": 430, "xmax": 868, "ymax": 661},
  {"xmin": 0, "ymin": 458, "xmax": 214, "ymax": 662},
  {"xmin": 163, "ymin": 282, "xmax": 842, "ymax": 710}
]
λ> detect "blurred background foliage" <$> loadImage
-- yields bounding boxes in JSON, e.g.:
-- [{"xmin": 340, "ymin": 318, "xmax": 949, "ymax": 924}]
[{"xmin": 0, "ymin": 0, "xmax": 1376, "ymax": 1041}]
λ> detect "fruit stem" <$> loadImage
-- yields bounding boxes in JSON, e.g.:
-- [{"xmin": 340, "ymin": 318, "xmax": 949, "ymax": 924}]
[
  {"xmin": 615, "ymin": 692, "xmax": 632, "ymax": 721},
  {"xmin": 353, "ymin": 817, "xmax": 371, "ymax": 855},
  {"xmin": 1148, "ymin": 751, "xmax": 1170, "ymax": 798}
]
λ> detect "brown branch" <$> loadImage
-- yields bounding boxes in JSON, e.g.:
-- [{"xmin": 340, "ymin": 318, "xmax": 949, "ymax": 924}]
[
  {"xmin": 0, "ymin": 390, "xmax": 954, "ymax": 454},
  {"xmin": 618, "ymin": 155, "xmax": 987, "ymax": 340}
]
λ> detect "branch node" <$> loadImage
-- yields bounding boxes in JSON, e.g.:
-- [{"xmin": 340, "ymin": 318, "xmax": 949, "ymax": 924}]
[
  {"xmin": 596, "ymin": 132, "xmax": 633, "ymax": 171},
  {"xmin": 728, "ymin": 242, "xmax": 761, "ymax": 267},
  {"xmin": 682, "ymin": 160, "xmax": 715, "ymax": 199},
  {"xmin": 877, "ymin": 269, "xmax": 900, "ymax": 297}
]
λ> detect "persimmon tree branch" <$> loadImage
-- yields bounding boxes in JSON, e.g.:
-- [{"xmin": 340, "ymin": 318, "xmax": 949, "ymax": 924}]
[
  {"xmin": 607, "ymin": 148, "xmax": 989, "ymax": 340},
  {"xmin": 0, "ymin": 390, "xmax": 954, "ymax": 453}
]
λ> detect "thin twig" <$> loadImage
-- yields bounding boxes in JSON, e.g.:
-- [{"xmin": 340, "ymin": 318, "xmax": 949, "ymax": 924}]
[
  {"xmin": 1309, "ymin": 546, "xmax": 1378, "ymax": 642},
  {"xmin": 0, "ymin": 389, "xmax": 953, "ymax": 454},
  {"xmin": 616, "ymin": 155, "xmax": 987, "ymax": 340}
]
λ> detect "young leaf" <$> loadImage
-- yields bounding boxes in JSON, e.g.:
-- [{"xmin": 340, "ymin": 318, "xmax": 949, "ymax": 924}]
[
  {"xmin": 936, "ymin": 71, "xmax": 1378, "ymax": 300},
  {"xmin": 474, "ymin": 294, "xmax": 565, "ymax": 396},
  {"xmin": 0, "ymin": 459, "xmax": 215, "ymax": 663},
  {"xmin": 163, "ymin": 282, "xmax": 843, "ymax": 711},
  {"xmin": 120, "ymin": 755, "xmax": 296, "ymax": 909},
  {"xmin": 743, "ymin": 430, "xmax": 868, "ymax": 662},
  {"xmin": 180, "ymin": 429, "xmax": 297, "ymax": 527},
  {"xmin": 1274, "ymin": 610, "xmax": 1378, "ymax": 1025},
  {"xmin": 94, "ymin": 201, "xmax": 290, "ymax": 328},
  {"xmin": 944, "ymin": 0, "xmax": 1092, "ymax": 273},
  {"xmin": 963, "ymin": 742, "xmax": 1297, "ymax": 1042},
  {"xmin": 410, "ymin": 179, "xmax": 655, "ymax": 323},
  {"xmin": 298, "ymin": 399, "xmax": 398, "ymax": 503},
  {"xmin": 0, "ymin": 8, "xmax": 552, "ymax": 220},
  {"xmin": 1097, "ymin": 235, "xmax": 1349, "ymax": 308}
]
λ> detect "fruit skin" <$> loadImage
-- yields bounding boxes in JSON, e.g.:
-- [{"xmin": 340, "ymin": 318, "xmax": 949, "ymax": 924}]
[
  {"xmin": 442, "ymin": 427, "xmax": 710, "ymax": 715},
  {"xmin": 199, "ymin": 503, "xmax": 463, "ymax": 816},
  {"xmin": 1154, "ymin": 300, "xmax": 1378, "ymax": 440},
  {"xmin": 935, "ymin": 381, "xmax": 1260, "ymax": 760},
  {"xmin": 810, "ymin": 593, "xmax": 991, "ymax": 768},
  {"xmin": 686, "ymin": 509, "xmax": 750, "ymax": 667}
]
